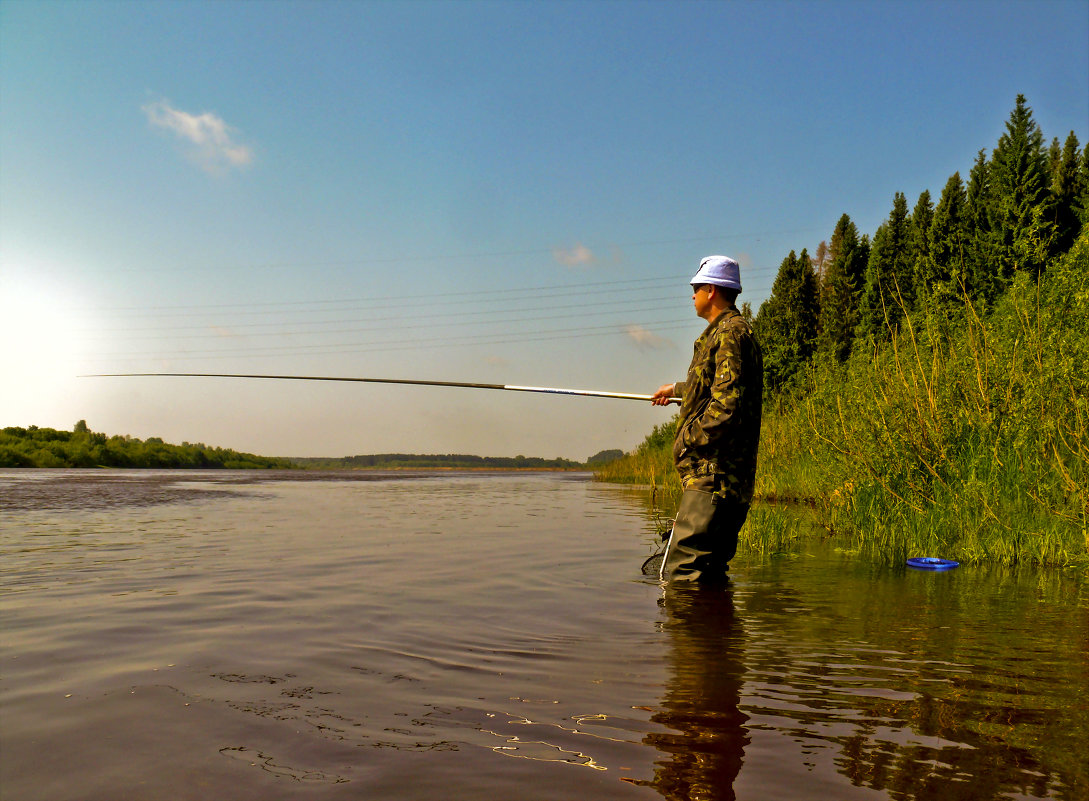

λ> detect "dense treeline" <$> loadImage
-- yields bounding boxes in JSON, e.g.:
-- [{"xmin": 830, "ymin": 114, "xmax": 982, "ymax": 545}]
[
  {"xmin": 295, "ymin": 453, "xmax": 584, "ymax": 469},
  {"xmin": 0, "ymin": 422, "xmax": 295, "ymax": 469},
  {"xmin": 0, "ymin": 423, "xmax": 585, "ymax": 470},
  {"xmin": 753, "ymin": 95, "xmax": 1087, "ymax": 393},
  {"xmin": 600, "ymin": 96, "xmax": 1088, "ymax": 567}
]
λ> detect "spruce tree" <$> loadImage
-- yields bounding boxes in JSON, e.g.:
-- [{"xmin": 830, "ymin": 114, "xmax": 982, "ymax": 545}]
[
  {"xmin": 753, "ymin": 249, "xmax": 820, "ymax": 395},
  {"xmin": 858, "ymin": 193, "xmax": 912, "ymax": 339},
  {"xmin": 856, "ymin": 234, "xmax": 871, "ymax": 290},
  {"xmin": 859, "ymin": 224, "xmax": 890, "ymax": 340},
  {"xmin": 753, "ymin": 263, "xmax": 786, "ymax": 395},
  {"xmin": 926, "ymin": 172, "xmax": 969, "ymax": 301},
  {"xmin": 1047, "ymin": 136, "xmax": 1062, "ymax": 178},
  {"xmin": 1078, "ymin": 144, "xmax": 1089, "ymax": 229},
  {"xmin": 965, "ymin": 149, "xmax": 998, "ymax": 303},
  {"xmin": 989, "ymin": 94, "xmax": 1053, "ymax": 278},
  {"xmin": 798, "ymin": 247, "xmax": 821, "ymax": 350},
  {"xmin": 753, "ymin": 297, "xmax": 779, "ymax": 392},
  {"xmin": 819, "ymin": 255, "xmax": 857, "ymax": 363},
  {"xmin": 890, "ymin": 192, "xmax": 914, "ymax": 308},
  {"xmin": 909, "ymin": 190, "xmax": 934, "ymax": 305},
  {"xmin": 1050, "ymin": 131, "xmax": 1083, "ymax": 255},
  {"xmin": 819, "ymin": 214, "xmax": 864, "ymax": 361},
  {"xmin": 827, "ymin": 213, "xmax": 869, "ymax": 290}
]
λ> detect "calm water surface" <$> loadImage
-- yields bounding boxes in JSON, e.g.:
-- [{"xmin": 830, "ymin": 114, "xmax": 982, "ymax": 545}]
[{"xmin": 1, "ymin": 470, "xmax": 1085, "ymax": 800}]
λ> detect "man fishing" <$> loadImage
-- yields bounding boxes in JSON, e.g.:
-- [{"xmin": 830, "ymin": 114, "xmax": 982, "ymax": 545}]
[{"xmin": 651, "ymin": 255, "xmax": 764, "ymax": 582}]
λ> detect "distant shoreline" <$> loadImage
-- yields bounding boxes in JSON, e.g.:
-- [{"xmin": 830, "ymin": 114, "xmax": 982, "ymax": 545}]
[{"xmin": 0, "ymin": 425, "xmax": 596, "ymax": 470}]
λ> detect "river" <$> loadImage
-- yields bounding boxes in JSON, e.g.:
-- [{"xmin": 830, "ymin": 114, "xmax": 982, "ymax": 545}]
[{"xmin": 1, "ymin": 470, "xmax": 1085, "ymax": 800}]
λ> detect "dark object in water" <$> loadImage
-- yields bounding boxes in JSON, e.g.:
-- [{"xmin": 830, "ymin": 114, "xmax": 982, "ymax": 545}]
[
  {"xmin": 642, "ymin": 551, "xmax": 664, "ymax": 576},
  {"xmin": 907, "ymin": 557, "xmax": 960, "ymax": 570},
  {"xmin": 640, "ymin": 521, "xmax": 674, "ymax": 576}
]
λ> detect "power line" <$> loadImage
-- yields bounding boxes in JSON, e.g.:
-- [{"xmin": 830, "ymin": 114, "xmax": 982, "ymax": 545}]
[
  {"xmin": 93, "ymin": 269, "xmax": 781, "ymax": 315},
  {"xmin": 88, "ymin": 226, "xmax": 827, "ymax": 277},
  {"xmin": 81, "ymin": 300, "xmax": 684, "ymax": 339},
  {"xmin": 85, "ymin": 317, "xmax": 700, "ymax": 362},
  {"xmin": 91, "ymin": 274, "xmax": 686, "ymax": 315}
]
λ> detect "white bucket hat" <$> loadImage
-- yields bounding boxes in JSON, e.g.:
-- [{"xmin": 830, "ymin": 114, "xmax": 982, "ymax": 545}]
[{"xmin": 690, "ymin": 255, "xmax": 742, "ymax": 292}]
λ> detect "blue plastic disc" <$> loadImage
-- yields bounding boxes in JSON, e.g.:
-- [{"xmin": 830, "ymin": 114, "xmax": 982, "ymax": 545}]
[{"xmin": 907, "ymin": 557, "xmax": 960, "ymax": 570}]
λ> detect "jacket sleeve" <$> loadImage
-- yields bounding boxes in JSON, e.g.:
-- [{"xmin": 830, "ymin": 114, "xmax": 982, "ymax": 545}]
[{"xmin": 679, "ymin": 325, "xmax": 747, "ymax": 453}]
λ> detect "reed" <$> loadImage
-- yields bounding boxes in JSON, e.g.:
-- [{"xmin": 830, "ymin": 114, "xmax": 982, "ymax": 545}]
[{"xmin": 736, "ymin": 504, "xmax": 812, "ymax": 557}]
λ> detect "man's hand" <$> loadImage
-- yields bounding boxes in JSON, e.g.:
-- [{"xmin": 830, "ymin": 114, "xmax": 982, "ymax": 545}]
[{"xmin": 652, "ymin": 383, "xmax": 677, "ymax": 406}]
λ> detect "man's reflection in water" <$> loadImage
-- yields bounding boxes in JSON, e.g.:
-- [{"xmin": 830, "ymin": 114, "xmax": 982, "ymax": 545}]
[{"xmin": 637, "ymin": 584, "xmax": 749, "ymax": 800}]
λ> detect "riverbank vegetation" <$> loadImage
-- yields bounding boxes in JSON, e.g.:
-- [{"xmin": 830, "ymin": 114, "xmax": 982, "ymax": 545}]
[
  {"xmin": 0, "ymin": 424, "xmax": 587, "ymax": 470},
  {"xmin": 0, "ymin": 422, "xmax": 295, "ymax": 469},
  {"xmin": 599, "ymin": 96, "xmax": 1089, "ymax": 568}
]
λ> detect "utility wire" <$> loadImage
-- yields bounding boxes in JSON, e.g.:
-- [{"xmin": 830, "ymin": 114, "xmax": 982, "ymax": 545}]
[
  {"xmin": 82, "ymin": 300, "xmax": 682, "ymax": 340},
  {"xmin": 85, "ymin": 225, "xmax": 825, "ymax": 277},
  {"xmin": 85, "ymin": 318, "xmax": 702, "ymax": 363}
]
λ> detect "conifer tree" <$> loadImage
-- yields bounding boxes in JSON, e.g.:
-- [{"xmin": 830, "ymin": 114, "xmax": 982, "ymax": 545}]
[
  {"xmin": 753, "ymin": 266, "xmax": 786, "ymax": 395},
  {"xmin": 1047, "ymin": 136, "xmax": 1062, "ymax": 178},
  {"xmin": 827, "ymin": 213, "xmax": 869, "ymax": 290},
  {"xmin": 926, "ymin": 172, "xmax": 969, "ymax": 301},
  {"xmin": 858, "ymin": 193, "xmax": 912, "ymax": 339},
  {"xmin": 818, "ymin": 249, "xmax": 857, "ymax": 363},
  {"xmin": 856, "ymin": 233, "xmax": 871, "ymax": 287},
  {"xmin": 859, "ymin": 224, "xmax": 890, "ymax": 340},
  {"xmin": 989, "ymin": 94, "xmax": 1053, "ymax": 278},
  {"xmin": 1050, "ymin": 131, "xmax": 1083, "ymax": 255},
  {"xmin": 819, "ymin": 214, "xmax": 864, "ymax": 362},
  {"xmin": 965, "ymin": 149, "xmax": 998, "ymax": 303},
  {"xmin": 798, "ymin": 247, "xmax": 820, "ymax": 345},
  {"xmin": 909, "ymin": 190, "xmax": 934, "ymax": 304},
  {"xmin": 1078, "ymin": 144, "xmax": 1089, "ymax": 229},
  {"xmin": 753, "ymin": 249, "xmax": 820, "ymax": 395}
]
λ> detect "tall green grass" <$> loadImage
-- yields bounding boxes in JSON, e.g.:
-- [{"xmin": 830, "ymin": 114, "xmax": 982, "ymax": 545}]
[
  {"xmin": 597, "ymin": 232, "xmax": 1089, "ymax": 568},
  {"xmin": 799, "ymin": 231, "xmax": 1088, "ymax": 567}
]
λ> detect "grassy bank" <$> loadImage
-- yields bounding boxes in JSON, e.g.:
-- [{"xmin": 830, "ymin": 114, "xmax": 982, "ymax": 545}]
[{"xmin": 597, "ymin": 233, "xmax": 1089, "ymax": 569}]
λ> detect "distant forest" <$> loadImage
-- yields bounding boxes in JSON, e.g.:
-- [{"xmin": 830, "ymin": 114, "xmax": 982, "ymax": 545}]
[
  {"xmin": 0, "ymin": 423, "xmax": 589, "ymax": 469},
  {"xmin": 0, "ymin": 422, "xmax": 295, "ymax": 469},
  {"xmin": 294, "ymin": 454, "xmax": 584, "ymax": 469}
]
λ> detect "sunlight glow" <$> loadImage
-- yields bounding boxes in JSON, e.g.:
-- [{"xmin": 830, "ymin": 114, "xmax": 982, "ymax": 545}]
[{"xmin": 0, "ymin": 264, "xmax": 99, "ymax": 425}]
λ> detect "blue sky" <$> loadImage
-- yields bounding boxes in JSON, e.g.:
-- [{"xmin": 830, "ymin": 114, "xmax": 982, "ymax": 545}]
[{"xmin": 2, "ymin": 0, "xmax": 1087, "ymax": 459}]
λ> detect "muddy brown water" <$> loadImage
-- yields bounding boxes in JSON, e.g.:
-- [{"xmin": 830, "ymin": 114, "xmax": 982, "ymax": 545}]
[{"xmin": 1, "ymin": 470, "xmax": 1085, "ymax": 800}]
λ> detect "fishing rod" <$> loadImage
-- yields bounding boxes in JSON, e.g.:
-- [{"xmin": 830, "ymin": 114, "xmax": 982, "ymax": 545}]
[{"xmin": 83, "ymin": 373, "xmax": 683, "ymax": 404}]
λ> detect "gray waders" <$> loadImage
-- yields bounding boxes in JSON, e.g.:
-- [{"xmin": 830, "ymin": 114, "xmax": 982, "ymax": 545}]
[{"xmin": 660, "ymin": 488, "xmax": 749, "ymax": 583}]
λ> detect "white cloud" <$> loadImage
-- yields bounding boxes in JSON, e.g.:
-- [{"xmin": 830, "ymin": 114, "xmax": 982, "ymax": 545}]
[
  {"xmin": 143, "ymin": 99, "xmax": 254, "ymax": 173},
  {"xmin": 624, "ymin": 324, "xmax": 672, "ymax": 350},
  {"xmin": 552, "ymin": 243, "xmax": 595, "ymax": 267}
]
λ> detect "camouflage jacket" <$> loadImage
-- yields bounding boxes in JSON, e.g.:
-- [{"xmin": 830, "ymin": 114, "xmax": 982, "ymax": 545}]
[{"xmin": 672, "ymin": 303, "xmax": 764, "ymax": 504}]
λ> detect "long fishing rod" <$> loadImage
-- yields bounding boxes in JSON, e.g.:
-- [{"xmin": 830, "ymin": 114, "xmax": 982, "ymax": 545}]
[{"xmin": 83, "ymin": 373, "xmax": 682, "ymax": 404}]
